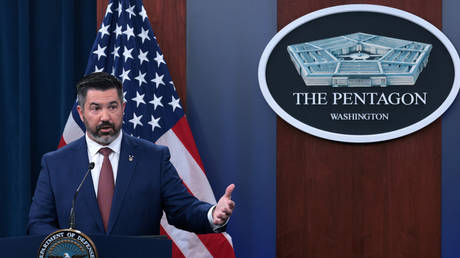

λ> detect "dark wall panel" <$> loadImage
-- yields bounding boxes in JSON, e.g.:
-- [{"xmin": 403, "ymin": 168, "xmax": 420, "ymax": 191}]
[
  {"xmin": 277, "ymin": 1, "xmax": 441, "ymax": 257},
  {"xmin": 442, "ymin": 1, "xmax": 460, "ymax": 257}
]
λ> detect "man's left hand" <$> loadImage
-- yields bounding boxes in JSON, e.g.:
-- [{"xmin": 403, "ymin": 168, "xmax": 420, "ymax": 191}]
[{"xmin": 213, "ymin": 184, "xmax": 235, "ymax": 225}]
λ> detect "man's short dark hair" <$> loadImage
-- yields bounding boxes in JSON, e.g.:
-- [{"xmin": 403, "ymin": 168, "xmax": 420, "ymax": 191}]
[{"xmin": 76, "ymin": 72, "xmax": 123, "ymax": 108}]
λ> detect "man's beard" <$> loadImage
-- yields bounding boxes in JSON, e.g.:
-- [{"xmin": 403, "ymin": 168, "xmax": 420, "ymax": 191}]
[{"xmin": 85, "ymin": 120, "xmax": 121, "ymax": 145}]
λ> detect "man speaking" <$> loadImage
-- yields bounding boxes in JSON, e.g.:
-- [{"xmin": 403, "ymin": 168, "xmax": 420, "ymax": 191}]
[{"xmin": 28, "ymin": 72, "xmax": 235, "ymax": 236}]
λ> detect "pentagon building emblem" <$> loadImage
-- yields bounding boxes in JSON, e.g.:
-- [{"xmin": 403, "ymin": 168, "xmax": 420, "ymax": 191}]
[{"xmin": 287, "ymin": 32, "xmax": 432, "ymax": 87}]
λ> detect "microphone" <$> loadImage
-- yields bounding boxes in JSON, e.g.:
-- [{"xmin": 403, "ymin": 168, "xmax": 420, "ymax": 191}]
[{"xmin": 69, "ymin": 162, "xmax": 95, "ymax": 229}]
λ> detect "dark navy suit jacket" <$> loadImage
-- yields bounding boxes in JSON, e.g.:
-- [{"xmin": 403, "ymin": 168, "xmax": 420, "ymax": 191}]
[{"xmin": 28, "ymin": 132, "xmax": 214, "ymax": 236}]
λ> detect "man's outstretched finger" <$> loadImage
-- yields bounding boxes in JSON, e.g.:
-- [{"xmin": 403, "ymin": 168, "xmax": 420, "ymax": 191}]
[{"xmin": 224, "ymin": 184, "xmax": 235, "ymax": 199}]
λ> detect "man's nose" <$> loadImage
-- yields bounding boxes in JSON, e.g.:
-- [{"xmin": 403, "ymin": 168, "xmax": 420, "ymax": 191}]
[{"xmin": 100, "ymin": 108, "xmax": 110, "ymax": 121}]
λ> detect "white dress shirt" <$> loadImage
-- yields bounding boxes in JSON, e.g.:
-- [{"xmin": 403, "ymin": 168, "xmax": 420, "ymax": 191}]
[{"xmin": 85, "ymin": 132, "xmax": 122, "ymax": 197}]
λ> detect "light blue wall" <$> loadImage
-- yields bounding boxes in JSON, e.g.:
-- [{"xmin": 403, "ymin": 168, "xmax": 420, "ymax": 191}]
[
  {"xmin": 442, "ymin": 0, "xmax": 460, "ymax": 257},
  {"xmin": 186, "ymin": 1, "xmax": 277, "ymax": 257},
  {"xmin": 186, "ymin": 1, "xmax": 460, "ymax": 257}
]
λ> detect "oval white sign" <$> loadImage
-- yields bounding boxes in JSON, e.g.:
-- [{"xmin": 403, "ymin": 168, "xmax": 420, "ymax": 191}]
[{"xmin": 258, "ymin": 4, "xmax": 460, "ymax": 143}]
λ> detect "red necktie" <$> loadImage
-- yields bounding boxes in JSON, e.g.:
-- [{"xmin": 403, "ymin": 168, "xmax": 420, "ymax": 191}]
[{"xmin": 97, "ymin": 147, "xmax": 114, "ymax": 232}]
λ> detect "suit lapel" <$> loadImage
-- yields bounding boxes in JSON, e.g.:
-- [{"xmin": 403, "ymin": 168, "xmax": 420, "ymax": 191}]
[
  {"xmin": 72, "ymin": 138, "xmax": 105, "ymax": 233},
  {"xmin": 107, "ymin": 133, "xmax": 137, "ymax": 233}
]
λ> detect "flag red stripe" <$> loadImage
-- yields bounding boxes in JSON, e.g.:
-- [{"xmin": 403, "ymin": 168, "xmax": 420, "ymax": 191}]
[
  {"xmin": 58, "ymin": 136, "xmax": 67, "ymax": 149},
  {"xmin": 171, "ymin": 118, "xmax": 235, "ymax": 256},
  {"xmin": 160, "ymin": 226, "xmax": 186, "ymax": 258},
  {"xmin": 198, "ymin": 233, "xmax": 236, "ymax": 258},
  {"xmin": 172, "ymin": 117, "xmax": 206, "ymax": 173},
  {"xmin": 180, "ymin": 175, "xmax": 235, "ymax": 257}
]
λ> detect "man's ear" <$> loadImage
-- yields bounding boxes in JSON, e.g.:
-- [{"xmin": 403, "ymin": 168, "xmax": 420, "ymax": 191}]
[{"xmin": 77, "ymin": 105, "xmax": 84, "ymax": 122}]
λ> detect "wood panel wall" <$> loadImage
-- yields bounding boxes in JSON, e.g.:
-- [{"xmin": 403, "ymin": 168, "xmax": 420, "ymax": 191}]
[{"xmin": 277, "ymin": 1, "xmax": 442, "ymax": 258}]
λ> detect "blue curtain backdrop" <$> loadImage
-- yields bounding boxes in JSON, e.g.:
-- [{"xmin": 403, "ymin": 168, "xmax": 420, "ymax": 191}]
[{"xmin": 0, "ymin": 0, "xmax": 96, "ymax": 236}]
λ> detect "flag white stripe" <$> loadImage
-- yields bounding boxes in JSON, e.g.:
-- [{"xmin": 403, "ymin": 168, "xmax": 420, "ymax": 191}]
[
  {"xmin": 156, "ymin": 129, "xmax": 217, "ymax": 204},
  {"xmin": 161, "ymin": 213, "xmax": 213, "ymax": 258},
  {"xmin": 62, "ymin": 114, "xmax": 84, "ymax": 143}
]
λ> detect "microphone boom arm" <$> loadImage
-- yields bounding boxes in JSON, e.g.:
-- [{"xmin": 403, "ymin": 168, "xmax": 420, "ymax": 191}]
[{"xmin": 69, "ymin": 162, "xmax": 95, "ymax": 229}]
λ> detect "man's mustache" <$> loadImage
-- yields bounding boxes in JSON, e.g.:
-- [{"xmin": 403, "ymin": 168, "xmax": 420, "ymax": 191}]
[{"xmin": 96, "ymin": 122, "xmax": 115, "ymax": 132}]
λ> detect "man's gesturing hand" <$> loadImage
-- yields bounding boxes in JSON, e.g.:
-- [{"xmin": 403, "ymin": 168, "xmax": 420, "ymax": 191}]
[{"xmin": 212, "ymin": 184, "xmax": 235, "ymax": 225}]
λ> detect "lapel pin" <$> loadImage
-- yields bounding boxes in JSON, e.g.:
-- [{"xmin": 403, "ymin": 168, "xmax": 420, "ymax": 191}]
[{"xmin": 128, "ymin": 155, "xmax": 134, "ymax": 162}]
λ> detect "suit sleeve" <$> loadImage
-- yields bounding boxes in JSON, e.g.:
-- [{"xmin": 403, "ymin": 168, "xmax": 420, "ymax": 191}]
[
  {"xmin": 27, "ymin": 154, "xmax": 59, "ymax": 235},
  {"xmin": 159, "ymin": 147, "xmax": 215, "ymax": 234}
]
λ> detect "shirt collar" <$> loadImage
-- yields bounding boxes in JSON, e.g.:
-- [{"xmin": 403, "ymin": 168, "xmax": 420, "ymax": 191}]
[{"xmin": 85, "ymin": 131, "xmax": 123, "ymax": 158}]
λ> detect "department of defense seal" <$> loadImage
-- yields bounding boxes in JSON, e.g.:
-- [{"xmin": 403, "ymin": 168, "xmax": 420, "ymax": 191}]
[{"xmin": 38, "ymin": 229, "xmax": 98, "ymax": 258}]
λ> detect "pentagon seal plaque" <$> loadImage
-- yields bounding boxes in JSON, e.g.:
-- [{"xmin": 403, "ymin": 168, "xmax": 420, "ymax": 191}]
[{"xmin": 258, "ymin": 4, "xmax": 460, "ymax": 143}]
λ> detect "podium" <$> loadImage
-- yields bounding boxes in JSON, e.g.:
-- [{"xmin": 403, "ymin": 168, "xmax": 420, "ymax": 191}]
[{"xmin": 0, "ymin": 234, "xmax": 171, "ymax": 257}]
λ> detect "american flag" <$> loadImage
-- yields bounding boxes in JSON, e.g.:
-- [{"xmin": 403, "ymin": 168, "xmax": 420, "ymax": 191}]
[{"xmin": 58, "ymin": 0, "xmax": 235, "ymax": 257}]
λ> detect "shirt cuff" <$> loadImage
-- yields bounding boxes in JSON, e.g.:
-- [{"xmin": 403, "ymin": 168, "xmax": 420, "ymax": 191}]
[{"xmin": 207, "ymin": 205, "xmax": 229, "ymax": 232}]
